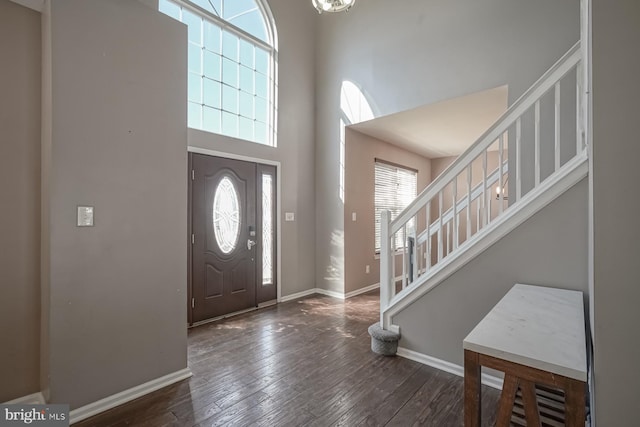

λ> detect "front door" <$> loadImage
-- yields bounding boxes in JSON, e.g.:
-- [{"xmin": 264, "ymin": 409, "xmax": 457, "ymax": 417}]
[{"xmin": 190, "ymin": 154, "xmax": 277, "ymax": 324}]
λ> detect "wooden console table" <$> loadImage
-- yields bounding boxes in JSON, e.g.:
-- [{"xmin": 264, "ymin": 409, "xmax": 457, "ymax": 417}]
[{"xmin": 463, "ymin": 284, "xmax": 587, "ymax": 426}]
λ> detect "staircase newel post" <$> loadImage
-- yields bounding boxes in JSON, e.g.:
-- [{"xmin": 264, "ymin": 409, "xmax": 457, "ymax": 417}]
[{"xmin": 380, "ymin": 210, "xmax": 391, "ymax": 329}]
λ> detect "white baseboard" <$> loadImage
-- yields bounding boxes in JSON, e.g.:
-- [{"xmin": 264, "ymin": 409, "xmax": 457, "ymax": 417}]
[
  {"xmin": 396, "ymin": 347, "xmax": 503, "ymax": 390},
  {"xmin": 69, "ymin": 368, "xmax": 192, "ymax": 424},
  {"xmin": 315, "ymin": 288, "xmax": 346, "ymax": 300},
  {"xmin": 280, "ymin": 284, "xmax": 381, "ymax": 303},
  {"xmin": 344, "ymin": 283, "xmax": 380, "ymax": 299},
  {"xmin": 279, "ymin": 288, "xmax": 319, "ymax": 303},
  {"xmin": 4, "ymin": 391, "xmax": 46, "ymax": 404}
]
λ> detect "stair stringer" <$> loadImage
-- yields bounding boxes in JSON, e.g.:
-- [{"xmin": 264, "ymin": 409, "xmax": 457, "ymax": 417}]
[{"xmin": 383, "ymin": 153, "xmax": 588, "ymax": 332}]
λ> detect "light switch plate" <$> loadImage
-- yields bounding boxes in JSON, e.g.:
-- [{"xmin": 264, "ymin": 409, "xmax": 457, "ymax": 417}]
[
  {"xmin": 285, "ymin": 212, "xmax": 295, "ymax": 222},
  {"xmin": 77, "ymin": 206, "xmax": 94, "ymax": 227},
  {"xmin": 352, "ymin": 212, "xmax": 357, "ymax": 221}
]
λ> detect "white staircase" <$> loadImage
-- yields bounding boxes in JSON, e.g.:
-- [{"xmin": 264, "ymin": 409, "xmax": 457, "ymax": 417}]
[{"xmin": 378, "ymin": 42, "xmax": 586, "ymax": 331}]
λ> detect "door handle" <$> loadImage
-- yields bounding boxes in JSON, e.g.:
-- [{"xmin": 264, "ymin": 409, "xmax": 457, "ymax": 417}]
[{"xmin": 247, "ymin": 239, "xmax": 256, "ymax": 250}]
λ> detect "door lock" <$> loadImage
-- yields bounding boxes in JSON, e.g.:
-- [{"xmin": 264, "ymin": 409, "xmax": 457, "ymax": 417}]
[{"xmin": 247, "ymin": 239, "xmax": 257, "ymax": 250}]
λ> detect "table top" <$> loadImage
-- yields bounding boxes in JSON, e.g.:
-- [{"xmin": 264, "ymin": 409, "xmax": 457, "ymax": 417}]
[{"xmin": 463, "ymin": 284, "xmax": 587, "ymax": 382}]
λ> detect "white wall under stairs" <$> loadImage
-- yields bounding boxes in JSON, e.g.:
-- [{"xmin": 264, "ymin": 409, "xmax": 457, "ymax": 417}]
[{"xmin": 393, "ymin": 178, "xmax": 588, "ymax": 371}]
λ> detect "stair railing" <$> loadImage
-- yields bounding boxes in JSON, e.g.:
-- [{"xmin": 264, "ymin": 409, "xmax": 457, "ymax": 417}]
[{"xmin": 380, "ymin": 42, "xmax": 584, "ymax": 329}]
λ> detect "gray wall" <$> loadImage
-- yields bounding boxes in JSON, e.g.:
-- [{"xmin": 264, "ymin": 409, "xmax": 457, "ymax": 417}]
[
  {"xmin": 344, "ymin": 129, "xmax": 431, "ymax": 294},
  {"xmin": 591, "ymin": 0, "xmax": 640, "ymax": 424},
  {"xmin": 45, "ymin": 0, "xmax": 188, "ymax": 408},
  {"xmin": 0, "ymin": 0, "xmax": 41, "ymax": 402},
  {"xmin": 315, "ymin": 0, "xmax": 580, "ymax": 293},
  {"xmin": 188, "ymin": 0, "xmax": 317, "ymax": 297},
  {"xmin": 394, "ymin": 178, "xmax": 588, "ymax": 366}
]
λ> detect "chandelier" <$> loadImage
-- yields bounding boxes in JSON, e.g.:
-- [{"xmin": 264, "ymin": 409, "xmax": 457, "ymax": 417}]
[{"xmin": 312, "ymin": 0, "xmax": 355, "ymax": 14}]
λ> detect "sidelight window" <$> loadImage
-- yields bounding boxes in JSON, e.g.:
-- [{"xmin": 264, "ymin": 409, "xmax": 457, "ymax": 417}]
[{"xmin": 261, "ymin": 173, "xmax": 273, "ymax": 285}]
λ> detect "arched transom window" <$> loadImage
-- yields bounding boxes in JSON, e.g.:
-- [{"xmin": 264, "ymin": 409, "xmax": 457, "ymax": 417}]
[{"xmin": 160, "ymin": 0, "xmax": 277, "ymax": 146}]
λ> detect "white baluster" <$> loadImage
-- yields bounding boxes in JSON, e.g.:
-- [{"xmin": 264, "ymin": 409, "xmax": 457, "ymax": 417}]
[
  {"xmin": 426, "ymin": 201, "xmax": 431, "ymax": 269},
  {"xmin": 452, "ymin": 180, "xmax": 458, "ymax": 250},
  {"xmin": 483, "ymin": 150, "xmax": 488, "ymax": 226},
  {"xmin": 535, "ymin": 100, "xmax": 541, "ymax": 186},
  {"xmin": 446, "ymin": 221, "xmax": 450, "ymax": 256},
  {"xmin": 555, "ymin": 81, "xmax": 561, "ymax": 171},
  {"xmin": 516, "ymin": 117, "xmax": 522, "ymax": 201},
  {"xmin": 380, "ymin": 210, "xmax": 391, "ymax": 328},
  {"xmin": 402, "ymin": 224, "xmax": 407, "ymax": 290},
  {"xmin": 498, "ymin": 135, "xmax": 504, "ymax": 215},
  {"xmin": 438, "ymin": 191, "xmax": 443, "ymax": 263},
  {"xmin": 576, "ymin": 61, "xmax": 583, "ymax": 154},
  {"xmin": 466, "ymin": 165, "xmax": 472, "ymax": 243},
  {"xmin": 415, "ymin": 243, "xmax": 420, "ymax": 280}
]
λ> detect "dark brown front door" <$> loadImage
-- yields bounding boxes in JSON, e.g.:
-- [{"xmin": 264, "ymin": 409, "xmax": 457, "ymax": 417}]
[{"xmin": 192, "ymin": 154, "xmax": 257, "ymax": 322}]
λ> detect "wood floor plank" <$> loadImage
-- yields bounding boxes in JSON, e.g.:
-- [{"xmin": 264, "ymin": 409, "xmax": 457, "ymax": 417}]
[
  {"xmin": 327, "ymin": 358, "xmax": 423, "ymax": 426},
  {"xmin": 73, "ymin": 291, "xmax": 501, "ymax": 427}
]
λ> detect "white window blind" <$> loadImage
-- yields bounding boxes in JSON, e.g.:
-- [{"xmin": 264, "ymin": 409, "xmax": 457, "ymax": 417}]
[{"xmin": 374, "ymin": 161, "xmax": 417, "ymax": 252}]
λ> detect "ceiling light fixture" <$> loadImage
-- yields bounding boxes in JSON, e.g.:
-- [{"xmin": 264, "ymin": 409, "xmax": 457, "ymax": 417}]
[{"xmin": 312, "ymin": 0, "xmax": 355, "ymax": 14}]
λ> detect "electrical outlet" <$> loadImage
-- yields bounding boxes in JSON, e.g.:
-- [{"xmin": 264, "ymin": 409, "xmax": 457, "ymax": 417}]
[
  {"xmin": 365, "ymin": 265, "xmax": 370, "ymax": 274},
  {"xmin": 352, "ymin": 212, "xmax": 357, "ymax": 221}
]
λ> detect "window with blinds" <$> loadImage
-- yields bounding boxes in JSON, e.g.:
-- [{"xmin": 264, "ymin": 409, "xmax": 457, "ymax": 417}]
[{"xmin": 374, "ymin": 160, "xmax": 417, "ymax": 252}]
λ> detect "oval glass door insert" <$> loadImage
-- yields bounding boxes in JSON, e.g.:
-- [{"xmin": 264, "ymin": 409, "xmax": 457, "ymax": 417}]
[{"xmin": 213, "ymin": 176, "xmax": 241, "ymax": 254}]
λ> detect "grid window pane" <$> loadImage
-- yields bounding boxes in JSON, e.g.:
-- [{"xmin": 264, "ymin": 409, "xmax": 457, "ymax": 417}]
[
  {"xmin": 203, "ymin": 106, "xmax": 221, "ymax": 133},
  {"xmin": 239, "ymin": 91, "xmax": 254, "ymax": 118},
  {"xmin": 203, "ymin": 50, "xmax": 221, "ymax": 81},
  {"xmin": 222, "ymin": 85, "xmax": 238, "ymax": 114},
  {"xmin": 239, "ymin": 65, "xmax": 254, "ymax": 93},
  {"xmin": 159, "ymin": 0, "xmax": 275, "ymax": 146},
  {"xmin": 255, "ymin": 48, "xmax": 268, "ymax": 72},
  {"xmin": 203, "ymin": 78, "xmax": 221, "ymax": 109},
  {"xmin": 159, "ymin": 0, "xmax": 180, "ymax": 20},
  {"xmin": 254, "ymin": 121, "xmax": 267, "ymax": 145},
  {"xmin": 188, "ymin": 102, "xmax": 202, "ymax": 129},
  {"xmin": 222, "ymin": 0, "xmax": 256, "ymax": 20},
  {"xmin": 239, "ymin": 116, "xmax": 254, "ymax": 141},
  {"xmin": 255, "ymin": 96, "xmax": 267, "ymax": 123},
  {"xmin": 188, "ymin": 43, "xmax": 202, "ymax": 74},
  {"xmin": 222, "ymin": 111, "xmax": 238, "ymax": 136},
  {"xmin": 204, "ymin": 21, "xmax": 221, "ymax": 53},
  {"xmin": 229, "ymin": 10, "xmax": 268, "ymax": 43},
  {"xmin": 239, "ymin": 39, "xmax": 254, "ymax": 68},
  {"xmin": 222, "ymin": 31, "xmax": 239, "ymax": 61},
  {"xmin": 188, "ymin": 73, "xmax": 202, "ymax": 103},
  {"xmin": 255, "ymin": 73, "xmax": 268, "ymax": 99},
  {"xmin": 191, "ymin": 0, "xmax": 220, "ymax": 15},
  {"xmin": 182, "ymin": 10, "xmax": 202, "ymax": 44},
  {"xmin": 222, "ymin": 57, "xmax": 239, "ymax": 88}
]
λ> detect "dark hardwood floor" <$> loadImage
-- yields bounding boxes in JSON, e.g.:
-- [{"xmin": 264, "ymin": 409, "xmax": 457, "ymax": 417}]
[{"xmin": 76, "ymin": 291, "xmax": 500, "ymax": 426}]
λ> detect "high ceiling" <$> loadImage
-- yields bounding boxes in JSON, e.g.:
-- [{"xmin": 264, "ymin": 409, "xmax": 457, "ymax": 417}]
[{"xmin": 350, "ymin": 86, "xmax": 508, "ymax": 159}]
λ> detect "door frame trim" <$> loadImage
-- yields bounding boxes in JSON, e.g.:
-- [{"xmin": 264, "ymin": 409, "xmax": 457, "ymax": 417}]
[{"xmin": 187, "ymin": 146, "xmax": 283, "ymax": 316}]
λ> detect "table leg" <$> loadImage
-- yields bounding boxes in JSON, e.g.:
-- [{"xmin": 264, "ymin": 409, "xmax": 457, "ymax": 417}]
[
  {"xmin": 520, "ymin": 380, "xmax": 542, "ymax": 427},
  {"xmin": 495, "ymin": 374, "xmax": 519, "ymax": 427},
  {"xmin": 464, "ymin": 349, "xmax": 481, "ymax": 427},
  {"xmin": 565, "ymin": 379, "xmax": 586, "ymax": 427}
]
